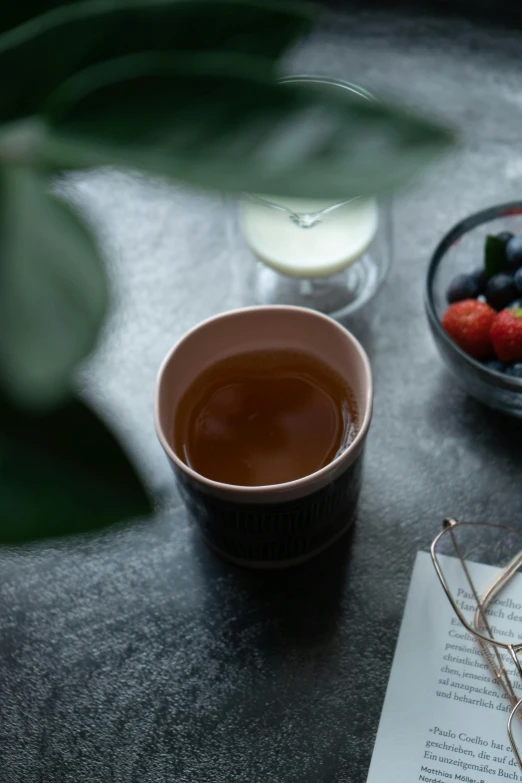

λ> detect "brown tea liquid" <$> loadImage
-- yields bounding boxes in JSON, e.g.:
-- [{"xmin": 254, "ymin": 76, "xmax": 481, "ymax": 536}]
[{"xmin": 174, "ymin": 350, "xmax": 357, "ymax": 487}]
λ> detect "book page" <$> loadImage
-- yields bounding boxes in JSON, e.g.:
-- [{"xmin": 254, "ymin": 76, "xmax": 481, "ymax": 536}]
[{"xmin": 366, "ymin": 551, "xmax": 522, "ymax": 783}]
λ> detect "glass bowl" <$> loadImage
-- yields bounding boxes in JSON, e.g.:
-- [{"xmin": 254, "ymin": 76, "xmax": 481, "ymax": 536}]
[{"xmin": 425, "ymin": 201, "xmax": 522, "ymax": 417}]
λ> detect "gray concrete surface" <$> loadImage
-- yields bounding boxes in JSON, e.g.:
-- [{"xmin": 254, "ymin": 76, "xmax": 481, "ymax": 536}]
[{"xmin": 1, "ymin": 8, "xmax": 522, "ymax": 782}]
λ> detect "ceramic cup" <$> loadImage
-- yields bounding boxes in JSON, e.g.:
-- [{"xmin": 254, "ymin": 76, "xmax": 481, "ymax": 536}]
[{"xmin": 155, "ymin": 306, "xmax": 372, "ymax": 568}]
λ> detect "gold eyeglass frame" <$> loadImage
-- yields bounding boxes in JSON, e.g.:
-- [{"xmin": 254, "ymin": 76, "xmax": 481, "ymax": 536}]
[{"xmin": 431, "ymin": 517, "xmax": 522, "ymax": 772}]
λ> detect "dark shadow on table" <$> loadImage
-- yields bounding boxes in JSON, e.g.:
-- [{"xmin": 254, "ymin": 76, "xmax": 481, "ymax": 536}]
[{"xmin": 192, "ymin": 521, "xmax": 357, "ymax": 648}]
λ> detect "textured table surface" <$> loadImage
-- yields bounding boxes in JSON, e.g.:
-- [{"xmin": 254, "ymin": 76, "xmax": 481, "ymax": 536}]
[{"xmin": 2, "ymin": 8, "xmax": 522, "ymax": 783}]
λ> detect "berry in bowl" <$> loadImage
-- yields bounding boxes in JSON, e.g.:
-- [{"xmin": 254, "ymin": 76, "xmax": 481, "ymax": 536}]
[{"xmin": 425, "ymin": 202, "xmax": 522, "ymax": 417}]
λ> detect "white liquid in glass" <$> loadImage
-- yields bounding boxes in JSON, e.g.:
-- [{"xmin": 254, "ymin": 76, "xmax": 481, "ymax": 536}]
[{"xmin": 240, "ymin": 196, "xmax": 379, "ymax": 279}]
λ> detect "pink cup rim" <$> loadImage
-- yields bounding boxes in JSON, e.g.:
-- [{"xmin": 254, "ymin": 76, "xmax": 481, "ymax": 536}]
[{"xmin": 154, "ymin": 305, "xmax": 373, "ymax": 495}]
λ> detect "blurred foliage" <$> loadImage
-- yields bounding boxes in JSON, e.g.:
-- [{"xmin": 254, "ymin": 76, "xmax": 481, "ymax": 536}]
[
  {"xmin": 0, "ymin": 0, "xmax": 454, "ymax": 542},
  {"xmin": 0, "ymin": 391, "xmax": 150, "ymax": 543},
  {"xmin": 0, "ymin": 166, "xmax": 108, "ymax": 407}
]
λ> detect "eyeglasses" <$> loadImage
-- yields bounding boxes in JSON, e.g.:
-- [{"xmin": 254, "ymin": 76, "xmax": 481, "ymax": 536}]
[{"xmin": 431, "ymin": 517, "xmax": 522, "ymax": 772}]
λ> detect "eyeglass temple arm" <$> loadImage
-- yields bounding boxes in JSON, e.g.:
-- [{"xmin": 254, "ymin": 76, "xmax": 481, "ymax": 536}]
[{"xmin": 508, "ymin": 700, "xmax": 522, "ymax": 772}]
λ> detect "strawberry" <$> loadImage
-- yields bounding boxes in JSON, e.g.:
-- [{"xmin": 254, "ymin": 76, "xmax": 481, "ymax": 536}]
[
  {"xmin": 491, "ymin": 307, "xmax": 522, "ymax": 362},
  {"xmin": 442, "ymin": 299, "xmax": 496, "ymax": 359}
]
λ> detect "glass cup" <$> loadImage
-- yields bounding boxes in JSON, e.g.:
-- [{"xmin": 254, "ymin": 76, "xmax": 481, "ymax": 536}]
[{"xmin": 228, "ymin": 76, "xmax": 392, "ymax": 320}]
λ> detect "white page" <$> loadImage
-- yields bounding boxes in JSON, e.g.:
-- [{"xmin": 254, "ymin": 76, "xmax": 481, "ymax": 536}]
[{"xmin": 366, "ymin": 551, "xmax": 522, "ymax": 783}]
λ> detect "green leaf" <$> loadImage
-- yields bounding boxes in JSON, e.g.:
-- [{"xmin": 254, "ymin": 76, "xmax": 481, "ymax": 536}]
[
  {"xmin": 0, "ymin": 0, "xmax": 94, "ymax": 34},
  {"xmin": 0, "ymin": 166, "xmax": 109, "ymax": 407},
  {"xmin": 0, "ymin": 0, "xmax": 66, "ymax": 35},
  {"xmin": 0, "ymin": 392, "xmax": 152, "ymax": 543},
  {"xmin": 485, "ymin": 234, "xmax": 509, "ymax": 278},
  {"xmin": 41, "ymin": 52, "xmax": 454, "ymax": 199},
  {"xmin": 0, "ymin": 0, "xmax": 314, "ymax": 121}
]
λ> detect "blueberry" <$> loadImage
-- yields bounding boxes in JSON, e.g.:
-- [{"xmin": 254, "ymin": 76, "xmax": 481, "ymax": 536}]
[
  {"xmin": 483, "ymin": 359, "xmax": 505, "ymax": 374},
  {"xmin": 505, "ymin": 363, "xmax": 522, "ymax": 379},
  {"xmin": 486, "ymin": 273, "xmax": 518, "ymax": 310},
  {"xmin": 515, "ymin": 267, "xmax": 522, "ymax": 293},
  {"xmin": 498, "ymin": 231, "xmax": 514, "ymax": 243},
  {"xmin": 508, "ymin": 298, "xmax": 522, "ymax": 309},
  {"xmin": 506, "ymin": 235, "xmax": 522, "ymax": 270},
  {"xmin": 446, "ymin": 273, "xmax": 481, "ymax": 303},
  {"xmin": 470, "ymin": 267, "xmax": 488, "ymax": 293}
]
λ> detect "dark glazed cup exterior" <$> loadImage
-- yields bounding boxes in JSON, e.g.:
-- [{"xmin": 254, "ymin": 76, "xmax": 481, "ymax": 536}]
[
  {"xmin": 173, "ymin": 453, "xmax": 364, "ymax": 566},
  {"xmin": 155, "ymin": 306, "xmax": 372, "ymax": 568}
]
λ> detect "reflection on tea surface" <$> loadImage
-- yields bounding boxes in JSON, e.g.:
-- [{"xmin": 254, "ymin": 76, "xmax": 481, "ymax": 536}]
[{"xmin": 174, "ymin": 349, "xmax": 357, "ymax": 487}]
